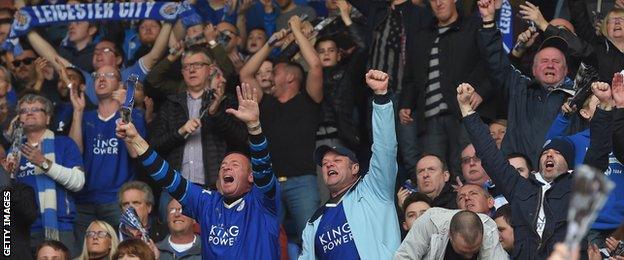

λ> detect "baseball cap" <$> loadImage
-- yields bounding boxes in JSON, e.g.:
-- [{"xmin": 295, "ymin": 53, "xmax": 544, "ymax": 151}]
[
  {"xmin": 538, "ymin": 36, "xmax": 568, "ymax": 54},
  {"xmin": 314, "ymin": 145, "xmax": 359, "ymax": 166}
]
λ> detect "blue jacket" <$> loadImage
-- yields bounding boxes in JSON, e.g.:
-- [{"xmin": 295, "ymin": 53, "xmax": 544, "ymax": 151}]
[
  {"xmin": 463, "ymin": 108, "xmax": 612, "ymax": 259},
  {"xmin": 546, "ymin": 112, "xmax": 624, "ymax": 230},
  {"xmin": 477, "ymin": 27, "xmax": 574, "ymax": 167},
  {"xmin": 300, "ymin": 100, "xmax": 399, "ymax": 260}
]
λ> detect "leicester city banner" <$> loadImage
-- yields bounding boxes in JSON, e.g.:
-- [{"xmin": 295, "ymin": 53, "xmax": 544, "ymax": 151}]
[{"xmin": 10, "ymin": 2, "xmax": 180, "ymax": 38}]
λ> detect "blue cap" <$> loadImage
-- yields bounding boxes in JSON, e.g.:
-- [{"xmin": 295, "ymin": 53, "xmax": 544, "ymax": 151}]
[{"xmin": 314, "ymin": 145, "xmax": 359, "ymax": 166}]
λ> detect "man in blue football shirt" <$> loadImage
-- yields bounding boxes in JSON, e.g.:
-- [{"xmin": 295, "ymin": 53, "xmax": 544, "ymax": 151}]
[
  {"xmin": 116, "ymin": 84, "xmax": 281, "ymax": 259},
  {"xmin": 300, "ymin": 70, "xmax": 399, "ymax": 259},
  {"xmin": 26, "ymin": 20, "xmax": 172, "ymax": 105},
  {"xmin": 68, "ymin": 65, "xmax": 147, "ymax": 253}
]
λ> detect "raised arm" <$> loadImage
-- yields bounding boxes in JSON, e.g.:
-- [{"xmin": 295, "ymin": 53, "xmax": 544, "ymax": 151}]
[
  {"xmin": 26, "ymin": 31, "xmax": 71, "ymax": 71},
  {"xmin": 583, "ymin": 75, "xmax": 617, "ymax": 171},
  {"xmin": 457, "ymin": 83, "xmax": 524, "ymax": 200},
  {"xmin": 139, "ymin": 22, "xmax": 173, "ymax": 71},
  {"xmin": 240, "ymin": 29, "xmax": 288, "ymax": 101},
  {"xmin": 476, "ymin": 0, "xmax": 526, "ymax": 98},
  {"xmin": 288, "ymin": 16, "xmax": 323, "ymax": 103},
  {"xmin": 68, "ymin": 86, "xmax": 86, "ymax": 153},
  {"xmin": 362, "ymin": 70, "xmax": 398, "ymax": 202},
  {"xmin": 225, "ymin": 83, "xmax": 276, "ymax": 197}
]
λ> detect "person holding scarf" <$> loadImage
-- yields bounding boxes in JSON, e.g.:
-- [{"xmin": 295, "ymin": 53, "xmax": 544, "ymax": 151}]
[{"xmin": 2, "ymin": 94, "xmax": 85, "ymax": 256}]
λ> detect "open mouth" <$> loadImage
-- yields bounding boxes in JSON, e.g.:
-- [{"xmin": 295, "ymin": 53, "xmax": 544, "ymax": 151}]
[
  {"xmin": 173, "ymin": 220, "xmax": 185, "ymax": 224},
  {"xmin": 327, "ymin": 170, "xmax": 338, "ymax": 176},
  {"xmin": 544, "ymin": 160, "xmax": 555, "ymax": 170},
  {"xmin": 544, "ymin": 72, "xmax": 555, "ymax": 76},
  {"xmin": 223, "ymin": 175, "xmax": 234, "ymax": 183}
]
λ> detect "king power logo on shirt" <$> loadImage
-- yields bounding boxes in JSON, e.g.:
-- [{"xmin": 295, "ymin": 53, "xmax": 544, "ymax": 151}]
[
  {"xmin": 92, "ymin": 137, "xmax": 119, "ymax": 155},
  {"xmin": 318, "ymin": 223, "xmax": 354, "ymax": 253},
  {"xmin": 208, "ymin": 225, "xmax": 240, "ymax": 246}
]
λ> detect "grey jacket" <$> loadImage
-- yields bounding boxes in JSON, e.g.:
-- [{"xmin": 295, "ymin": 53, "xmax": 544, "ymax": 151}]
[
  {"xmin": 156, "ymin": 235, "xmax": 202, "ymax": 260},
  {"xmin": 394, "ymin": 207, "xmax": 508, "ymax": 260}
]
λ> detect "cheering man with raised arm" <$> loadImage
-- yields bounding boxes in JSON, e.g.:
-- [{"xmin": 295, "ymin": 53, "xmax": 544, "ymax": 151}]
[
  {"xmin": 455, "ymin": 78, "xmax": 615, "ymax": 259},
  {"xmin": 299, "ymin": 70, "xmax": 399, "ymax": 259},
  {"xmin": 115, "ymin": 84, "xmax": 280, "ymax": 259}
]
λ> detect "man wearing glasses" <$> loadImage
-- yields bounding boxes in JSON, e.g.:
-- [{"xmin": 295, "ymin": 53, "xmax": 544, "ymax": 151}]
[
  {"xmin": 26, "ymin": 21, "xmax": 173, "ymax": 105},
  {"xmin": 67, "ymin": 65, "xmax": 147, "ymax": 254},
  {"xmin": 3, "ymin": 94, "xmax": 85, "ymax": 255},
  {"xmin": 150, "ymin": 46, "xmax": 247, "ymax": 220},
  {"xmin": 9, "ymin": 48, "xmax": 39, "ymax": 92}
]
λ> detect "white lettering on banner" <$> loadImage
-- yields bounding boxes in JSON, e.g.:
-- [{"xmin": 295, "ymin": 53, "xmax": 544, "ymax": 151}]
[
  {"xmin": 86, "ymin": 4, "xmax": 94, "ymax": 19},
  {"xmin": 75, "ymin": 4, "xmax": 86, "ymax": 20},
  {"xmin": 29, "ymin": 2, "xmax": 163, "ymax": 24},
  {"xmin": 56, "ymin": 5, "xmax": 67, "ymax": 21},
  {"xmin": 208, "ymin": 225, "xmax": 240, "ymax": 246},
  {"xmin": 144, "ymin": 2, "xmax": 155, "ymax": 17},
  {"xmin": 119, "ymin": 3, "xmax": 131, "ymax": 18},
  {"xmin": 104, "ymin": 3, "xmax": 114, "ymax": 19},
  {"xmin": 92, "ymin": 137, "xmax": 119, "ymax": 155},
  {"xmin": 318, "ymin": 223, "xmax": 354, "ymax": 253},
  {"xmin": 499, "ymin": 1, "xmax": 512, "ymax": 34}
]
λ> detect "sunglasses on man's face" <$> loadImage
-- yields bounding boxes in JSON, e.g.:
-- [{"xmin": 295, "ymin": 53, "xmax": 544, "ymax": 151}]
[{"xmin": 12, "ymin": 57, "xmax": 35, "ymax": 67}]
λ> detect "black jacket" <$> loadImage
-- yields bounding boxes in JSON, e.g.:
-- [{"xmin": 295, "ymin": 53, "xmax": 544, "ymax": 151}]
[
  {"xmin": 320, "ymin": 23, "xmax": 368, "ymax": 149},
  {"xmin": 431, "ymin": 183, "xmax": 457, "ymax": 209},
  {"xmin": 347, "ymin": 0, "xmax": 429, "ymax": 48},
  {"xmin": 477, "ymin": 26, "xmax": 575, "ymax": 167},
  {"xmin": 149, "ymin": 92, "xmax": 247, "ymax": 187},
  {"xmin": 567, "ymin": 0, "xmax": 624, "ymax": 83},
  {"xmin": 3, "ymin": 181, "xmax": 36, "ymax": 260},
  {"xmin": 400, "ymin": 15, "xmax": 497, "ymax": 133},
  {"xmin": 463, "ymin": 107, "xmax": 612, "ymax": 260}
]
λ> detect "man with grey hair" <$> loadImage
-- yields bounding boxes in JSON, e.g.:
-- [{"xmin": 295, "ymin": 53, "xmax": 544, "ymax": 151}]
[
  {"xmin": 2, "ymin": 94, "xmax": 85, "ymax": 255},
  {"xmin": 395, "ymin": 208, "xmax": 507, "ymax": 259},
  {"xmin": 149, "ymin": 45, "xmax": 247, "ymax": 219},
  {"xmin": 118, "ymin": 180, "xmax": 166, "ymax": 242}
]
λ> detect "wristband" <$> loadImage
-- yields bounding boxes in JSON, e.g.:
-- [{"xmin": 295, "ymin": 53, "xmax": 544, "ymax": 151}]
[
  {"xmin": 482, "ymin": 19, "xmax": 496, "ymax": 25},
  {"xmin": 247, "ymin": 123, "xmax": 261, "ymax": 132}
]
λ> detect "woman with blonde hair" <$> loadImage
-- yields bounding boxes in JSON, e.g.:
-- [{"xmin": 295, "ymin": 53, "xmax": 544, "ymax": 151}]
[{"xmin": 75, "ymin": 220, "xmax": 119, "ymax": 260}]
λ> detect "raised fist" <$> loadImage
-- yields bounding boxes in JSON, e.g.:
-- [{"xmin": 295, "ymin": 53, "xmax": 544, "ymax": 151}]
[{"xmin": 365, "ymin": 70, "xmax": 389, "ymax": 95}]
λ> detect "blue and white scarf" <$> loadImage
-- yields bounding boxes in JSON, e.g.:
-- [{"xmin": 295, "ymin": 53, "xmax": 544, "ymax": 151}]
[
  {"xmin": 9, "ymin": 130, "xmax": 59, "ymax": 240},
  {"xmin": 497, "ymin": 0, "xmax": 514, "ymax": 53},
  {"xmin": 4, "ymin": 1, "xmax": 201, "ymax": 54}
]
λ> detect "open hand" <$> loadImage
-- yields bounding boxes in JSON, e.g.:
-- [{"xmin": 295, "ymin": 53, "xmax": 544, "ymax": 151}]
[
  {"xmin": 226, "ymin": 82, "xmax": 260, "ymax": 126},
  {"xmin": 612, "ymin": 73, "xmax": 624, "ymax": 108}
]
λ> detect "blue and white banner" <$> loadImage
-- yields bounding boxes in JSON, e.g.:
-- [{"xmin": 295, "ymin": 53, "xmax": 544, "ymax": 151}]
[
  {"xmin": 497, "ymin": 0, "xmax": 514, "ymax": 53},
  {"xmin": 10, "ymin": 2, "xmax": 180, "ymax": 38}
]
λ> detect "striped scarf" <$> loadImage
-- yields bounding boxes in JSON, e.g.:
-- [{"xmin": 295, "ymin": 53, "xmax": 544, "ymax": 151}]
[
  {"xmin": 37, "ymin": 130, "xmax": 58, "ymax": 240},
  {"xmin": 11, "ymin": 130, "xmax": 59, "ymax": 240}
]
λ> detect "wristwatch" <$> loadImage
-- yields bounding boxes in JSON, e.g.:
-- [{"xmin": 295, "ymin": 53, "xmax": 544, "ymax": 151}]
[{"xmin": 40, "ymin": 159, "xmax": 50, "ymax": 172}]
